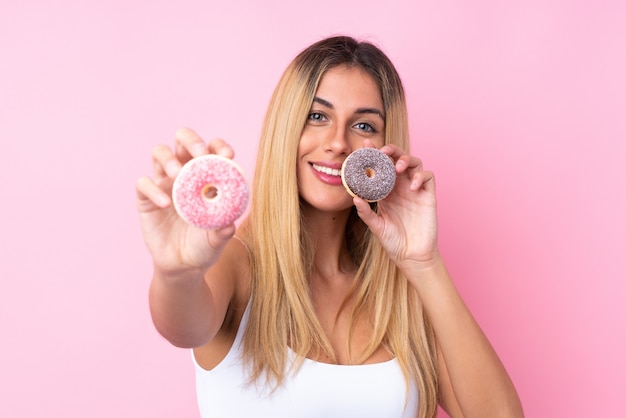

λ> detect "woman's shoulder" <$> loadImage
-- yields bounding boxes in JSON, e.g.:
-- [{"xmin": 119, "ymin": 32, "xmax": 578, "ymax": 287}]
[
  {"xmin": 194, "ymin": 234, "xmax": 252, "ymax": 370},
  {"xmin": 220, "ymin": 233, "xmax": 252, "ymax": 307},
  {"xmin": 201, "ymin": 231, "xmax": 252, "ymax": 325}
]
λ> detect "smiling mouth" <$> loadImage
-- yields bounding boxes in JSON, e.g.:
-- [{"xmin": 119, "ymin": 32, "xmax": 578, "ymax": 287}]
[{"xmin": 311, "ymin": 163, "xmax": 341, "ymax": 177}]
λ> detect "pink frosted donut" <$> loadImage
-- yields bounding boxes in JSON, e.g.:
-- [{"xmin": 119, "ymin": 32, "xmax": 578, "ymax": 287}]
[
  {"xmin": 341, "ymin": 147, "xmax": 396, "ymax": 202},
  {"xmin": 172, "ymin": 155, "xmax": 249, "ymax": 229}
]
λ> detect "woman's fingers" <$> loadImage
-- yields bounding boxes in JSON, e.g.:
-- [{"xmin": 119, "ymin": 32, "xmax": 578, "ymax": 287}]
[
  {"xmin": 174, "ymin": 128, "xmax": 235, "ymax": 162},
  {"xmin": 143, "ymin": 128, "xmax": 239, "ymax": 218},
  {"xmin": 380, "ymin": 144, "xmax": 422, "ymax": 173},
  {"xmin": 136, "ymin": 175, "xmax": 171, "ymax": 209},
  {"xmin": 395, "ymin": 155, "xmax": 422, "ymax": 174},
  {"xmin": 156, "ymin": 129, "xmax": 235, "ymax": 180},
  {"xmin": 174, "ymin": 127, "xmax": 208, "ymax": 160},
  {"xmin": 353, "ymin": 196, "xmax": 381, "ymax": 232},
  {"xmin": 380, "ymin": 144, "xmax": 406, "ymax": 160},
  {"xmin": 146, "ymin": 129, "xmax": 238, "ymax": 211},
  {"xmin": 207, "ymin": 138, "xmax": 235, "ymax": 159},
  {"xmin": 152, "ymin": 144, "xmax": 181, "ymax": 179},
  {"xmin": 410, "ymin": 169, "xmax": 436, "ymax": 193}
]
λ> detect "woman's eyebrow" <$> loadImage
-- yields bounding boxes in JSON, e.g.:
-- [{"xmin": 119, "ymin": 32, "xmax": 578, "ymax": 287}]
[
  {"xmin": 355, "ymin": 107, "xmax": 385, "ymax": 120},
  {"xmin": 312, "ymin": 96, "xmax": 385, "ymax": 120},
  {"xmin": 313, "ymin": 96, "xmax": 333, "ymax": 108}
]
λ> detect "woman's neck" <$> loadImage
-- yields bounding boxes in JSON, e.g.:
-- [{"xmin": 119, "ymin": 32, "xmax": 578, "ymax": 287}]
[{"xmin": 301, "ymin": 205, "xmax": 356, "ymax": 281}]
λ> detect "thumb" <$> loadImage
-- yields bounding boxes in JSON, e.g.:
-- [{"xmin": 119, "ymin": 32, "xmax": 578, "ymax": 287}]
[
  {"xmin": 353, "ymin": 197, "xmax": 382, "ymax": 235},
  {"xmin": 206, "ymin": 223, "xmax": 237, "ymax": 251},
  {"xmin": 214, "ymin": 223, "xmax": 236, "ymax": 239},
  {"xmin": 213, "ymin": 224, "xmax": 236, "ymax": 243}
]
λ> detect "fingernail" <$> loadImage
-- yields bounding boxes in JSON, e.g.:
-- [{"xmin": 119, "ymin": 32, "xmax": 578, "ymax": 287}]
[
  {"xmin": 192, "ymin": 143, "xmax": 206, "ymax": 156},
  {"xmin": 158, "ymin": 195, "xmax": 170, "ymax": 207},
  {"xmin": 219, "ymin": 148, "xmax": 233, "ymax": 158},
  {"xmin": 165, "ymin": 161, "xmax": 180, "ymax": 177}
]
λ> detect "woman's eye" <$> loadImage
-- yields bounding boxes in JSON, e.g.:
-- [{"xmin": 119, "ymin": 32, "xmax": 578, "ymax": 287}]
[
  {"xmin": 354, "ymin": 122, "xmax": 375, "ymax": 133},
  {"xmin": 307, "ymin": 112, "xmax": 326, "ymax": 122}
]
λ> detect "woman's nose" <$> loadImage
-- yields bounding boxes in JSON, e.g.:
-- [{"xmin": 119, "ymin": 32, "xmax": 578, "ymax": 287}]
[{"xmin": 324, "ymin": 125, "xmax": 351, "ymax": 155}]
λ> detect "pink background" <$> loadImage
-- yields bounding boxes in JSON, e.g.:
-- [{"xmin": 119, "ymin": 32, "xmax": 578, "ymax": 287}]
[{"xmin": 1, "ymin": 1, "xmax": 624, "ymax": 417}]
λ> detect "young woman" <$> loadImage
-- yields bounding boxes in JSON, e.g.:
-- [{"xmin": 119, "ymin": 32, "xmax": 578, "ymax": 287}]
[{"xmin": 136, "ymin": 36, "xmax": 523, "ymax": 417}]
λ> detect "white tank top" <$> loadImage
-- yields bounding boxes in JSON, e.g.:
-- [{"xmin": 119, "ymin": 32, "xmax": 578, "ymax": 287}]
[{"xmin": 192, "ymin": 304, "xmax": 419, "ymax": 417}]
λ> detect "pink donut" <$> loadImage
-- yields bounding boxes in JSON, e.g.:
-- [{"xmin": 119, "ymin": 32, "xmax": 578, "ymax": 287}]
[{"xmin": 172, "ymin": 155, "xmax": 249, "ymax": 229}]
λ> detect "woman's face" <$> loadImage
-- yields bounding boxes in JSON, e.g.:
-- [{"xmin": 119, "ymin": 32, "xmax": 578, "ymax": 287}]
[{"xmin": 297, "ymin": 66, "xmax": 385, "ymax": 214}]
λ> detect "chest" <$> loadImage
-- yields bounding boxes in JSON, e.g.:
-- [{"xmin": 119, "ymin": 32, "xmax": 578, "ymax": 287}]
[
  {"xmin": 195, "ymin": 349, "xmax": 419, "ymax": 418},
  {"xmin": 311, "ymin": 288, "xmax": 391, "ymax": 365}
]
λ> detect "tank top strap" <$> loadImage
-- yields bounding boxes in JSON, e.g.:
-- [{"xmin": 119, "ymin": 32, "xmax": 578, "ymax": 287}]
[{"xmin": 232, "ymin": 234, "xmax": 252, "ymax": 259}]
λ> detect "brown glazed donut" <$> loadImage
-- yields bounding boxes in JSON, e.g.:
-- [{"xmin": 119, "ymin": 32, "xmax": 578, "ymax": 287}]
[{"xmin": 341, "ymin": 147, "xmax": 396, "ymax": 202}]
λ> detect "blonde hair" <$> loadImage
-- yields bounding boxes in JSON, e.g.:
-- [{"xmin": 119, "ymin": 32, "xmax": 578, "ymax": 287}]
[{"xmin": 238, "ymin": 36, "xmax": 438, "ymax": 418}]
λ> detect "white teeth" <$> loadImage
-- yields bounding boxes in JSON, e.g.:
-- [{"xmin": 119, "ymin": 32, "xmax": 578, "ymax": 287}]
[{"xmin": 312, "ymin": 163, "xmax": 341, "ymax": 177}]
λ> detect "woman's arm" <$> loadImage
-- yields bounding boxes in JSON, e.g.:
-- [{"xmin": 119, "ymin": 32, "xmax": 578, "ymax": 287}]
[
  {"xmin": 353, "ymin": 143, "xmax": 523, "ymax": 417},
  {"xmin": 403, "ymin": 256, "xmax": 524, "ymax": 417},
  {"xmin": 148, "ymin": 238, "xmax": 244, "ymax": 348},
  {"xmin": 137, "ymin": 128, "xmax": 244, "ymax": 348}
]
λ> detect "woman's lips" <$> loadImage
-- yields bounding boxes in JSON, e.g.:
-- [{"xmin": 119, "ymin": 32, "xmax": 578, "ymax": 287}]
[{"xmin": 310, "ymin": 162, "xmax": 343, "ymax": 186}]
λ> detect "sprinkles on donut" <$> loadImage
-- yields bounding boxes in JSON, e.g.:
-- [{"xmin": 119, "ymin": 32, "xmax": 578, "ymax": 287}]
[
  {"xmin": 341, "ymin": 147, "xmax": 396, "ymax": 202},
  {"xmin": 172, "ymin": 154, "xmax": 249, "ymax": 230}
]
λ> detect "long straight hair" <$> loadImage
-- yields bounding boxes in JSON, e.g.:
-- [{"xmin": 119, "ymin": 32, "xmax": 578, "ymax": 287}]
[{"xmin": 238, "ymin": 36, "xmax": 438, "ymax": 418}]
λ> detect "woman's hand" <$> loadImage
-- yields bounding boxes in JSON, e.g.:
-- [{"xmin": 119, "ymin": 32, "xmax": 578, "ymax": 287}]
[
  {"xmin": 136, "ymin": 128, "xmax": 237, "ymax": 276},
  {"xmin": 353, "ymin": 143, "xmax": 440, "ymax": 272}
]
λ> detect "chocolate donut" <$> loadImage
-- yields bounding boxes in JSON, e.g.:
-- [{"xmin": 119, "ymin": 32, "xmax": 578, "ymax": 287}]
[{"xmin": 341, "ymin": 148, "xmax": 396, "ymax": 202}]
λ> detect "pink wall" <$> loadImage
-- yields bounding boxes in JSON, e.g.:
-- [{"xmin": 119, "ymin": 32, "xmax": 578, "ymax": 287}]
[{"xmin": 1, "ymin": 1, "xmax": 624, "ymax": 416}]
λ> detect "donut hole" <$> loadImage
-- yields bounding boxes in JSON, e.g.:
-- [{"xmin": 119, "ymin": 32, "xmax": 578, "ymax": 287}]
[
  {"xmin": 201, "ymin": 184, "xmax": 219, "ymax": 200},
  {"xmin": 365, "ymin": 167, "xmax": 376, "ymax": 178}
]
